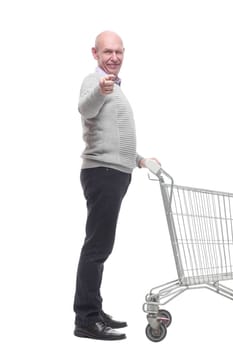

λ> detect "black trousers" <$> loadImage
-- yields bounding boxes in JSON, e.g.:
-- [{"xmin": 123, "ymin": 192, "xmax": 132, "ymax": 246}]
[{"xmin": 73, "ymin": 167, "xmax": 131, "ymax": 326}]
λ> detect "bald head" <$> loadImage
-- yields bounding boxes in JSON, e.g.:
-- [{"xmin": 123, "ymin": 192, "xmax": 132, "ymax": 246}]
[
  {"xmin": 92, "ymin": 31, "xmax": 125, "ymax": 76},
  {"xmin": 94, "ymin": 31, "xmax": 124, "ymax": 51}
]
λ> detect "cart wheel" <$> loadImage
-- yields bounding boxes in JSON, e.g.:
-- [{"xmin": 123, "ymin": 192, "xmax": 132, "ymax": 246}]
[
  {"xmin": 145, "ymin": 323, "xmax": 167, "ymax": 342},
  {"xmin": 159, "ymin": 309, "xmax": 172, "ymax": 327}
]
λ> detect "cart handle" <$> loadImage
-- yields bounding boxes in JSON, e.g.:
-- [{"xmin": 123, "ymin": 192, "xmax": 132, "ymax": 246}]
[{"xmin": 145, "ymin": 159, "xmax": 174, "ymax": 207}]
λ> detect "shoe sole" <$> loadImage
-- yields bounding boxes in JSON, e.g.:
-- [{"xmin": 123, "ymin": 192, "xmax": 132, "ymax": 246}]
[{"xmin": 74, "ymin": 329, "xmax": 126, "ymax": 341}]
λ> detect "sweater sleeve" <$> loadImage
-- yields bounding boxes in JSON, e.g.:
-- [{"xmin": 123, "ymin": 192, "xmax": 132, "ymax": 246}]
[
  {"xmin": 78, "ymin": 75, "xmax": 106, "ymax": 119},
  {"xmin": 136, "ymin": 153, "xmax": 144, "ymax": 168}
]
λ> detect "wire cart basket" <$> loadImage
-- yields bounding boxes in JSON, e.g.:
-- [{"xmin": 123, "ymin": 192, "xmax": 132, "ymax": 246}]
[{"xmin": 143, "ymin": 160, "xmax": 233, "ymax": 342}]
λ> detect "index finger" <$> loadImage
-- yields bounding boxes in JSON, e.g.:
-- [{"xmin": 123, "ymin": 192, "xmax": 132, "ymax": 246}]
[{"xmin": 104, "ymin": 74, "xmax": 116, "ymax": 81}]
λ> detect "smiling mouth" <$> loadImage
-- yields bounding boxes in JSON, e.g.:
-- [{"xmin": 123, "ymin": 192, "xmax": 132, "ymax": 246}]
[{"xmin": 108, "ymin": 65, "xmax": 119, "ymax": 68}]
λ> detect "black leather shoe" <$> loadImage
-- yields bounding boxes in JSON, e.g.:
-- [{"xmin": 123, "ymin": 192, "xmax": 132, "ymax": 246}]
[
  {"xmin": 74, "ymin": 321, "xmax": 126, "ymax": 340},
  {"xmin": 100, "ymin": 311, "xmax": 127, "ymax": 329}
]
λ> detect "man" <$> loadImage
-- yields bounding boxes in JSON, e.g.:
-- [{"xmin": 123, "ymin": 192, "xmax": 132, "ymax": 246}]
[{"xmin": 73, "ymin": 30, "xmax": 160, "ymax": 341}]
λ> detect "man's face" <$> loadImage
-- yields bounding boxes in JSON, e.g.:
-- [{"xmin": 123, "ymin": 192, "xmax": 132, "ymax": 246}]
[{"xmin": 92, "ymin": 34, "xmax": 124, "ymax": 76}]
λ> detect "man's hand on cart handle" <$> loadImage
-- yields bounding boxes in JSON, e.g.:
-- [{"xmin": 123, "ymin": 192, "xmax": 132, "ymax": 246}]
[
  {"xmin": 140, "ymin": 158, "xmax": 162, "ymax": 175},
  {"xmin": 140, "ymin": 157, "xmax": 161, "ymax": 169}
]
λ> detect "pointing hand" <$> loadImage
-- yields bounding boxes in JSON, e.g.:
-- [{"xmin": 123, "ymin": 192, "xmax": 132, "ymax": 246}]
[{"xmin": 99, "ymin": 74, "xmax": 116, "ymax": 95}]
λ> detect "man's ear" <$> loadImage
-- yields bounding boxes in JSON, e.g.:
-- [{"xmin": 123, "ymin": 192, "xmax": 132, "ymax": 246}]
[{"xmin": 91, "ymin": 47, "xmax": 98, "ymax": 60}]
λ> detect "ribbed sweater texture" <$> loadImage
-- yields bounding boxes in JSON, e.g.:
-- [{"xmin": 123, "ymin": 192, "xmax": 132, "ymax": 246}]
[{"xmin": 78, "ymin": 72, "xmax": 142, "ymax": 174}]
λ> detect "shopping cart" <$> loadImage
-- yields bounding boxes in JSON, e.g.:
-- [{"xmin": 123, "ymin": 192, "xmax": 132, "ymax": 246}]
[{"xmin": 143, "ymin": 159, "xmax": 233, "ymax": 342}]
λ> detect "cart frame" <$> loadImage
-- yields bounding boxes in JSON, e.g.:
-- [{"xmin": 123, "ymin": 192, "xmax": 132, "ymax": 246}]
[{"xmin": 143, "ymin": 167, "xmax": 233, "ymax": 341}]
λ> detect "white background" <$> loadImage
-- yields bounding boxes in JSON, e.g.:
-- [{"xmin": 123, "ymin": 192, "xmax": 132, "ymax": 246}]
[{"xmin": 1, "ymin": 0, "xmax": 233, "ymax": 349}]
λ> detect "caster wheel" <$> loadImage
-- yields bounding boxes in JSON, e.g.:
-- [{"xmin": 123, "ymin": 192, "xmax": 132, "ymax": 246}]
[
  {"xmin": 145, "ymin": 323, "xmax": 167, "ymax": 342},
  {"xmin": 159, "ymin": 309, "xmax": 172, "ymax": 327}
]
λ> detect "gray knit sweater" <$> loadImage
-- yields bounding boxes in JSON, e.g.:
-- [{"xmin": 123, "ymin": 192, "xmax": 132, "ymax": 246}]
[{"xmin": 78, "ymin": 72, "xmax": 143, "ymax": 174}]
